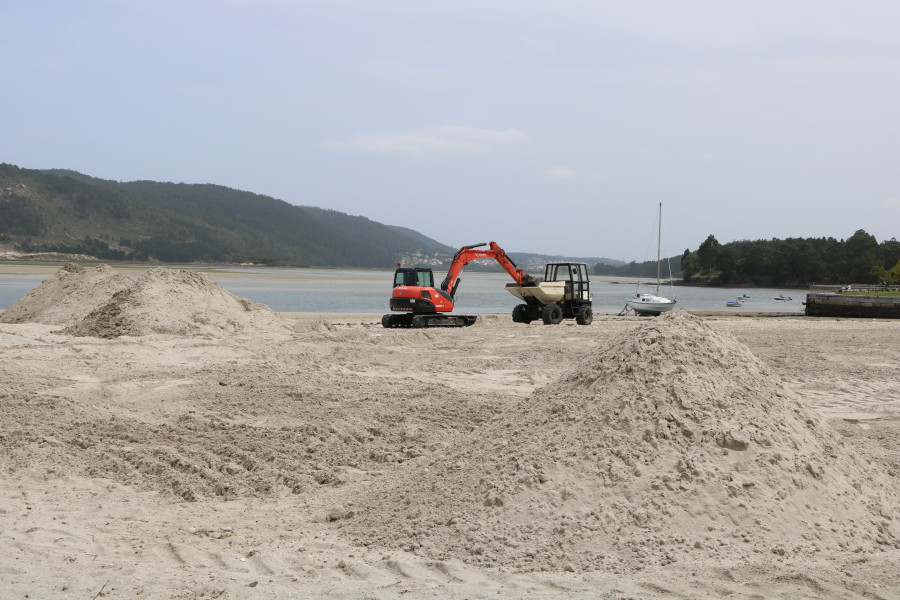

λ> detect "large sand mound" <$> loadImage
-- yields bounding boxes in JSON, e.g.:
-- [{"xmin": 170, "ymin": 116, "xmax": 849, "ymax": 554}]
[
  {"xmin": 341, "ymin": 311, "xmax": 900, "ymax": 572},
  {"xmin": 64, "ymin": 267, "xmax": 291, "ymax": 338},
  {"xmin": 0, "ymin": 262, "xmax": 135, "ymax": 326}
]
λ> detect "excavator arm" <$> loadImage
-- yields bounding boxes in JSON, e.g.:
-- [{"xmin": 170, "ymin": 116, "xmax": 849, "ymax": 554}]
[{"xmin": 440, "ymin": 241, "xmax": 536, "ymax": 297}]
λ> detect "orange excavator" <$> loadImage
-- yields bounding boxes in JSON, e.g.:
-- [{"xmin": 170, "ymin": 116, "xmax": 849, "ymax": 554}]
[{"xmin": 382, "ymin": 241, "xmax": 537, "ymax": 328}]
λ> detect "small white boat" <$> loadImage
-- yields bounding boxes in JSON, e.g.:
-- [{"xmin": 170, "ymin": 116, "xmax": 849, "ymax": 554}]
[
  {"xmin": 624, "ymin": 202, "xmax": 676, "ymax": 316},
  {"xmin": 628, "ymin": 293, "xmax": 677, "ymax": 315},
  {"xmin": 726, "ymin": 300, "xmax": 742, "ymax": 308},
  {"xmin": 774, "ymin": 295, "xmax": 793, "ymax": 301}
]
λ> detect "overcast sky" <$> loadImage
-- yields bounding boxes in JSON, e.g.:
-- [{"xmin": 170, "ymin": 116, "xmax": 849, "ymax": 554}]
[{"xmin": 4, "ymin": 1, "xmax": 898, "ymax": 261}]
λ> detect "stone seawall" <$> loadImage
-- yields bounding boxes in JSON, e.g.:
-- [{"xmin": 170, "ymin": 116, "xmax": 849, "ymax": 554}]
[{"xmin": 805, "ymin": 293, "xmax": 900, "ymax": 318}]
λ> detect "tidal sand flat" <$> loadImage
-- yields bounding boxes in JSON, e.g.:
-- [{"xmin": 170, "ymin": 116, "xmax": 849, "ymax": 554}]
[{"xmin": 1, "ymin": 265, "xmax": 898, "ymax": 599}]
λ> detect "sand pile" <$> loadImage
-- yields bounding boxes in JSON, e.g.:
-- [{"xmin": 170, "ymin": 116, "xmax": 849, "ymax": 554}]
[
  {"xmin": 63, "ymin": 267, "xmax": 291, "ymax": 338},
  {"xmin": 341, "ymin": 311, "xmax": 900, "ymax": 572},
  {"xmin": 0, "ymin": 263, "xmax": 134, "ymax": 326}
]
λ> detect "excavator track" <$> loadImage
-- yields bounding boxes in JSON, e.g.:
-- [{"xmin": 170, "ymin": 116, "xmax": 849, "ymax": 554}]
[{"xmin": 382, "ymin": 314, "xmax": 476, "ymax": 328}]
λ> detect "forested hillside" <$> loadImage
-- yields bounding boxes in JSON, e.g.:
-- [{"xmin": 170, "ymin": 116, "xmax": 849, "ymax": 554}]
[{"xmin": 0, "ymin": 164, "xmax": 452, "ymax": 267}]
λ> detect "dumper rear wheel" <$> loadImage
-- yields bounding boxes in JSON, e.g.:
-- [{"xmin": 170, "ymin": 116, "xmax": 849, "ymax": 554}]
[{"xmin": 576, "ymin": 305, "xmax": 593, "ymax": 325}]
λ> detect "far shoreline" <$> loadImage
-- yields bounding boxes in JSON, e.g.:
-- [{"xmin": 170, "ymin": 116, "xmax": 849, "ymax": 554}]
[{"xmin": 0, "ymin": 261, "xmax": 813, "ymax": 289}]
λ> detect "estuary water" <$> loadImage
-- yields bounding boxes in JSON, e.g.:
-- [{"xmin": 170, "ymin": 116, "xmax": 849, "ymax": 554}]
[{"xmin": 0, "ymin": 267, "xmax": 805, "ymax": 315}]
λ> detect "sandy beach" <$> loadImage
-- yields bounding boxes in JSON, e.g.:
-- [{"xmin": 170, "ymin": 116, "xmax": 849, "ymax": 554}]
[{"xmin": 1, "ymin": 264, "xmax": 898, "ymax": 599}]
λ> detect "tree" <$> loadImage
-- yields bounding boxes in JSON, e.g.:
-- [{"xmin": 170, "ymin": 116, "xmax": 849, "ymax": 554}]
[
  {"xmin": 769, "ymin": 240, "xmax": 794, "ymax": 285},
  {"xmin": 681, "ymin": 249, "xmax": 699, "ymax": 280},
  {"xmin": 696, "ymin": 235, "xmax": 720, "ymax": 275},
  {"xmin": 870, "ymin": 266, "xmax": 891, "ymax": 285},
  {"xmin": 737, "ymin": 243, "xmax": 769, "ymax": 284},
  {"xmin": 718, "ymin": 247, "xmax": 736, "ymax": 282},
  {"xmin": 795, "ymin": 241, "xmax": 825, "ymax": 283},
  {"xmin": 844, "ymin": 229, "xmax": 880, "ymax": 282},
  {"xmin": 880, "ymin": 238, "xmax": 900, "ymax": 271},
  {"xmin": 822, "ymin": 238, "xmax": 845, "ymax": 281},
  {"xmin": 890, "ymin": 259, "xmax": 900, "ymax": 284}
]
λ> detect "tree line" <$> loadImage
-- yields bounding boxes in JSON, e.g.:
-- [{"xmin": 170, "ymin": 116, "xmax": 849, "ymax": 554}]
[
  {"xmin": 679, "ymin": 230, "xmax": 900, "ymax": 286},
  {"xmin": 592, "ymin": 230, "xmax": 900, "ymax": 286}
]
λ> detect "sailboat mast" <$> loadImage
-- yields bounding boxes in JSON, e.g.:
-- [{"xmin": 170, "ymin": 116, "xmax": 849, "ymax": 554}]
[{"xmin": 656, "ymin": 202, "xmax": 661, "ymax": 296}]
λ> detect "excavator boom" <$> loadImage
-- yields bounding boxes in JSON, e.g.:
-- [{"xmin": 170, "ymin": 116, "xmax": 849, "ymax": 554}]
[{"xmin": 440, "ymin": 241, "xmax": 536, "ymax": 297}]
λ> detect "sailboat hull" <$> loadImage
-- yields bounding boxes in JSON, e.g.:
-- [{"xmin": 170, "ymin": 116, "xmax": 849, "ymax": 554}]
[{"xmin": 626, "ymin": 294, "xmax": 676, "ymax": 316}]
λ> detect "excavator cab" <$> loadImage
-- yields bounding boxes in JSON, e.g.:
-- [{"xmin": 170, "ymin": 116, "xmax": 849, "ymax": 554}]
[
  {"xmin": 393, "ymin": 268, "xmax": 434, "ymax": 289},
  {"xmin": 384, "ymin": 265, "xmax": 467, "ymax": 328},
  {"xmin": 391, "ymin": 267, "xmax": 454, "ymax": 304}
]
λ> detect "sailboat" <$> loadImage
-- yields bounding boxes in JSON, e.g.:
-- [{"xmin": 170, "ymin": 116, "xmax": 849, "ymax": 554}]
[{"xmin": 625, "ymin": 202, "xmax": 677, "ymax": 316}]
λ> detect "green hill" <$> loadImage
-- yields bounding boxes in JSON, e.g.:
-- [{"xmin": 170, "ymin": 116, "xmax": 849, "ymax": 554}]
[{"xmin": 0, "ymin": 164, "xmax": 453, "ymax": 267}]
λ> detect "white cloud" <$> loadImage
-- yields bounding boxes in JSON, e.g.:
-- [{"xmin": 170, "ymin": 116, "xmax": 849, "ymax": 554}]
[
  {"xmin": 547, "ymin": 165, "xmax": 576, "ymax": 179},
  {"xmin": 325, "ymin": 126, "xmax": 529, "ymax": 157}
]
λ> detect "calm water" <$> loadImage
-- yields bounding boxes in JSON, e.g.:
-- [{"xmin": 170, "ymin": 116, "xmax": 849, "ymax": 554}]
[{"xmin": 0, "ymin": 267, "xmax": 805, "ymax": 314}]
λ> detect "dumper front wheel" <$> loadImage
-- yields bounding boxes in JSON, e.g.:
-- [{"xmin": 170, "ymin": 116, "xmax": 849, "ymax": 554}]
[
  {"xmin": 512, "ymin": 304, "xmax": 532, "ymax": 324},
  {"xmin": 542, "ymin": 304, "xmax": 563, "ymax": 325}
]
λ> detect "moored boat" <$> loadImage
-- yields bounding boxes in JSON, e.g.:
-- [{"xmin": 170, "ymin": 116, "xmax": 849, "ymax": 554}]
[
  {"xmin": 624, "ymin": 202, "xmax": 677, "ymax": 316},
  {"xmin": 628, "ymin": 293, "xmax": 677, "ymax": 315}
]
